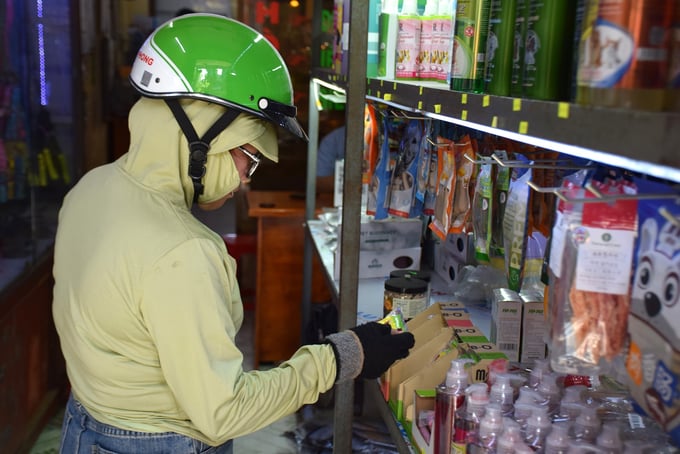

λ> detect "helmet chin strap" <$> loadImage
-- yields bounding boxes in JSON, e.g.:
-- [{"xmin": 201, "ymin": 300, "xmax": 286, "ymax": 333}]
[{"xmin": 165, "ymin": 99, "xmax": 240, "ymax": 203}]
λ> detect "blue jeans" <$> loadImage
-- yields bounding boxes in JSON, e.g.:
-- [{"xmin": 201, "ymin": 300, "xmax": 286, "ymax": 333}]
[{"xmin": 60, "ymin": 394, "xmax": 233, "ymax": 453}]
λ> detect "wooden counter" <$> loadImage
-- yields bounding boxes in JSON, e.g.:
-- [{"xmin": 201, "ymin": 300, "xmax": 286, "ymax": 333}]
[{"xmin": 246, "ymin": 190, "xmax": 333, "ymax": 367}]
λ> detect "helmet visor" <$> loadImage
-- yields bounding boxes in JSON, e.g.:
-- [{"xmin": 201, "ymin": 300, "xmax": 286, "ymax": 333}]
[{"xmin": 258, "ymin": 97, "xmax": 308, "ymax": 141}]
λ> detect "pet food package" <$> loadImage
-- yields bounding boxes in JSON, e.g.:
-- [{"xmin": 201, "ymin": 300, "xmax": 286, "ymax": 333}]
[
  {"xmin": 449, "ymin": 135, "xmax": 476, "ymax": 233},
  {"xmin": 550, "ymin": 174, "xmax": 638, "ymax": 376},
  {"xmin": 428, "ymin": 137, "xmax": 456, "ymax": 240},
  {"xmin": 367, "ymin": 115, "xmax": 407, "ymax": 219},
  {"xmin": 502, "ymin": 163, "xmax": 532, "ymax": 292},
  {"xmin": 411, "ymin": 120, "xmax": 434, "ymax": 217},
  {"xmin": 626, "ymin": 184, "xmax": 680, "ymax": 447},
  {"xmin": 363, "ymin": 103, "xmax": 380, "ymax": 186},
  {"xmin": 472, "ymin": 157, "xmax": 493, "ymax": 263},
  {"xmin": 389, "ymin": 119, "xmax": 425, "ymax": 217}
]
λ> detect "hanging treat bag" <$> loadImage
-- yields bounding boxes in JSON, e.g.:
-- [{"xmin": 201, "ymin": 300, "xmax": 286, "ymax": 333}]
[
  {"xmin": 625, "ymin": 181, "xmax": 680, "ymax": 447},
  {"xmin": 363, "ymin": 103, "xmax": 380, "ymax": 186},
  {"xmin": 389, "ymin": 119, "xmax": 425, "ymax": 217},
  {"xmin": 423, "ymin": 129, "xmax": 440, "ymax": 216},
  {"xmin": 550, "ymin": 173, "xmax": 638, "ymax": 376},
  {"xmin": 367, "ymin": 114, "xmax": 406, "ymax": 219},
  {"xmin": 502, "ymin": 159, "xmax": 532, "ymax": 292},
  {"xmin": 428, "ymin": 137, "xmax": 457, "ymax": 240},
  {"xmin": 411, "ymin": 119, "xmax": 433, "ymax": 218},
  {"xmin": 450, "ymin": 134, "xmax": 477, "ymax": 233},
  {"xmin": 472, "ymin": 156, "xmax": 494, "ymax": 263}
]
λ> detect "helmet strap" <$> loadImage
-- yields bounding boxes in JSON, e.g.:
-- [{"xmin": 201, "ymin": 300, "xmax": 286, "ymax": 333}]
[{"xmin": 165, "ymin": 99, "xmax": 239, "ymax": 203}]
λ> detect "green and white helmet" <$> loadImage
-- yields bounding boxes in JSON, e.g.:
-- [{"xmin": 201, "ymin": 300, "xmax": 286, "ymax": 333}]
[{"xmin": 129, "ymin": 13, "xmax": 306, "ymax": 140}]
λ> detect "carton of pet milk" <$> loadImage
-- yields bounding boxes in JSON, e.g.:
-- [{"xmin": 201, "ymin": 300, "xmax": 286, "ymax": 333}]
[{"xmin": 490, "ymin": 288, "xmax": 522, "ymax": 362}]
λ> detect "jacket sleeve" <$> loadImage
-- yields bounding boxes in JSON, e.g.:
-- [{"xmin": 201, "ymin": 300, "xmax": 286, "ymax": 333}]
[{"xmin": 141, "ymin": 238, "xmax": 337, "ymax": 444}]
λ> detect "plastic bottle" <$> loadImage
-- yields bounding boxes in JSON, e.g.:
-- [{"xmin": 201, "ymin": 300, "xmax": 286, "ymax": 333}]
[
  {"xmin": 566, "ymin": 440, "xmax": 604, "ymax": 453},
  {"xmin": 622, "ymin": 439, "xmax": 654, "ymax": 453},
  {"xmin": 450, "ymin": 0, "xmax": 492, "ymax": 92},
  {"xmin": 558, "ymin": 385, "xmax": 587, "ymax": 421},
  {"xmin": 488, "ymin": 373, "xmax": 516, "ymax": 416},
  {"xmin": 434, "ymin": 359, "xmax": 470, "ymax": 454},
  {"xmin": 537, "ymin": 372, "xmax": 562, "ymax": 415},
  {"xmin": 509, "ymin": 0, "xmax": 529, "ymax": 96},
  {"xmin": 396, "ymin": 0, "xmax": 422, "ymax": 80},
  {"xmin": 595, "ymin": 422, "xmax": 622, "ymax": 454},
  {"xmin": 485, "ymin": 0, "xmax": 518, "ymax": 96},
  {"xmin": 524, "ymin": 404, "xmax": 553, "ymax": 452},
  {"xmin": 420, "ymin": 0, "xmax": 440, "ymax": 80},
  {"xmin": 475, "ymin": 403, "xmax": 504, "ymax": 453},
  {"xmin": 452, "ymin": 383, "xmax": 489, "ymax": 452},
  {"xmin": 521, "ymin": 0, "xmax": 578, "ymax": 101},
  {"xmin": 569, "ymin": 403, "xmax": 601, "ymax": 444},
  {"xmin": 436, "ymin": 0, "xmax": 459, "ymax": 83},
  {"xmin": 496, "ymin": 418, "xmax": 523, "ymax": 454},
  {"xmin": 378, "ymin": 0, "xmax": 400, "ymax": 78},
  {"xmin": 529, "ymin": 358, "xmax": 552, "ymax": 388},
  {"xmin": 545, "ymin": 421, "xmax": 572, "ymax": 454},
  {"xmin": 576, "ymin": 0, "xmax": 675, "ymax": 111}
]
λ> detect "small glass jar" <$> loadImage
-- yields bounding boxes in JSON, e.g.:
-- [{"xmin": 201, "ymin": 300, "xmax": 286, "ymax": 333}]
[
  {"xmin": 389, "ymin": 269, "xmax": 432, "ymax": 305},
  {"xmin": 383, "ymin": 276, "xmax": 429, "ymax": 322}
]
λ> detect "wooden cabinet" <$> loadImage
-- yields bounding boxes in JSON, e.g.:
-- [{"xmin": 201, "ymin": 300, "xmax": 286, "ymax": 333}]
[
  {"xmin": 0, "ymin": 254, "xmax": 68, "ymax": 453},
  {"xmin": 247, "ymin": 191, "xmax": 333, "ymax": 367}
]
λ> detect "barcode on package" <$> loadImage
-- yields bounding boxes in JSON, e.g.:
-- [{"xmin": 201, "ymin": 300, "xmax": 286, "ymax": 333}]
[
  {"xmin": 628, "ymin": 413, "xmax": 645, "ymax": 429},
  {"xmin": 499, "ymin": 343, "xmax": 518, "ymax": 351}
]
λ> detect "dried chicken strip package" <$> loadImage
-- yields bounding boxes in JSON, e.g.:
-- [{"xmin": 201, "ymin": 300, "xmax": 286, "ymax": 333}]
[
  {"xmin": 449, "ymin": 135, "xmax": 476, "ymax": 234},
  {"xmin": 550, "ymin": 174, "xmax": 638, "ymax": 376},
  {"xmin": 422, "ymin": 121, "xmax": 440, "ymax": 216},
  {"xmin": 389, "ymin": 119, "xmax": 425, "ymax": 218},
  {"xmin": 625, "ymin": 179, "xmax": 680, "ymax": 445},
  {"xmin": 428, "ymin": 137, "xmax": 456, "ymax": 240}
]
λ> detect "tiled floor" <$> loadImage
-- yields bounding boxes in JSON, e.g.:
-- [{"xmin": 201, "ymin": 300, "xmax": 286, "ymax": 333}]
[{"xmin": 30, "ymin": 311, "xmax": 396, "ymax": 454}]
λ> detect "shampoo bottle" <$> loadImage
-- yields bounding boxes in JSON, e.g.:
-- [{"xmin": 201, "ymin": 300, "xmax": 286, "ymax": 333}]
[
  {"xmin": 524, "ymin": 404, "xmax": 552, "ymax": 452},
  {"xmin": 521, "ymin": 0, "xmax": 578, "ymax": 100},
  {"xmin": 488, "ymin": 373, "xmax": 516, "ymax": 416},
  {"xmin": 544, "ymin": 421, "xmax": 571, "ymax": 454},
  {"xmin": 485, "ymin": 0, "xmax": 518, "ymax": 96},
  {"xmin": 434, "ymin": 359, "xmax": 470, "ymax": 454},
  {"xmin": 509, "ymin": 0, "xmax": 528, "ymax": 97},
  {"xmin": 437, "ymin": 0, "xmax": 458, "ymax": 83},
  {"xmin": 474, "ymin": 403, "xmax": 504, "ymax": 453},
  {"xmin": 396, "ymin": 0, "xmax": 422, "ymax": 80},
  {"xmin": 451, "ymin": 0, "xmax": 492, "ymax": 92},
  {"xmin": 378, "ymin": 0, "xmax": 400, "ymax": 78}
]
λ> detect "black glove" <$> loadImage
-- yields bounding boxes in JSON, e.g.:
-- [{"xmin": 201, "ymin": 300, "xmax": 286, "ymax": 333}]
[{"xmin": 350, "ymin": 322, "xmax": 415, "ymax": 379}]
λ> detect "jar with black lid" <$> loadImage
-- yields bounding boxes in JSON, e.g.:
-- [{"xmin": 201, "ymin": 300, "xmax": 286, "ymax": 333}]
[
  {"xmin": 389, "ymin": 269, "xmax": 432, "ymax": 305},
  {"xmin": 383, "ymin": 276, "xmax": 428, "ymax": 322}
]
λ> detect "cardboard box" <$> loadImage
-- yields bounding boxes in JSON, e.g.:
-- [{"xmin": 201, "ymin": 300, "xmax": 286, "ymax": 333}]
[
  {"xmin": 434, "ymin": 244, "xmax": 466, "ymax": 283},
  {"xmin": 519, "ymin": 290, "xmax": 547, "ymax": 363},
  {"xmin": 390, "ymin": 348, "xmax": 459, "ymax": 422},
  {"xmin": 334, "ymin": 247, "xmax": 422, "ymax": 280},
  {"xmin": 490, "ymin": 288, "xmax": 522, "ymax": 362},
  {"xmin": 454, "ymin": 326, "xmax": 489, "ymax": 344},
  {"xmin": 458, "ymin": 341, "xmax": 508, "ymax": 384},
  {"xmin": 382, "ymin": 324, "xmax": 452, "ymax": 401},
  {"xmin": 410, "ymin": 389, "xmax": 436, "ymax": 454},
  {"xmin": 443, "ymin": 232, "xmax": 475, "ymax": 263},
  {"xmin": 406, "ymin": 302, "xmax": 446, "ymax": 331}
]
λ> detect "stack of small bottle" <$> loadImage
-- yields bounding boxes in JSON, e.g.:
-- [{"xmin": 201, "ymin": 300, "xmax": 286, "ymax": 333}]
[{"xmin": 420, "ymin": 357, "xmax": 678, "ymax": 453}]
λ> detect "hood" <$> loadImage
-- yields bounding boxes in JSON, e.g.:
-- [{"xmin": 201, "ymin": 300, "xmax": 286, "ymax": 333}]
[{"xmin": 120, "ymin": 97, "xmax": 278, "ymax": 208}]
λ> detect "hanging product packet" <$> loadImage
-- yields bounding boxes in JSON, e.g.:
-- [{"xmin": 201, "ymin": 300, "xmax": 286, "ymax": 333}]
[
  {"xmin": 472, "ymin": 156, "xmax": 494, "ymax": 263},
  {"xmin": 411, "ymin": 119, "xmax": 433, "ymax": 217},
  {"xmin": 362, "ymin": 103, "xmax": 380, "ymax": 186},
  {"xmin": 625, "ymin": 179, "xmax": 680, "ymax": 447},
  {"xmin": 389, "ymin": 119, "xmax": 425, "ymax": 217},
  {"xmin": 428, "ymin": 136, "xmax": 457, "ymax": 240},
  {"xmin": 449, "ymin": 134, "xmax": 477, "ymax": 233},
  {"xmin": 550, "ymin": 172, "xmax": 638, "ymax": 376},
  {"xmin": 502, "ymin": 158, "xmax": 532, "ymax": 292},
  {"xmin": 367, "ymin": 113, "xmax": 407, "ymax": 219},
  {"xmin": 423, "ymin": 133, "xmax": 440, "ymax": 216}
]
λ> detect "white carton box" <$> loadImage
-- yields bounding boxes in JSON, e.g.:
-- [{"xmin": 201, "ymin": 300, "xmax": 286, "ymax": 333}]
[
  {"xmin": 334, "ymin": 247, "xmax": 422, "ymax": 280},
  {"xmin": 519, "ymin": 290, "xmax": 547, "ymax": 363},
  {"xmin": 433, "ymin": 242, "xmax": 466, "ymax": 283},
  {"xmin": 490, "ymin": 288, "xmax": 522, "ymax": 362}
]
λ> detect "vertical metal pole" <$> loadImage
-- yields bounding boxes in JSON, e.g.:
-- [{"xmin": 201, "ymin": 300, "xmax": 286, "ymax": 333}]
[
  {"xmin": 333, "ymin": 0, "xmax": 368, "ymax": 450},
  {"xmin": 302, "ymin": 79, "xmax": 321, "ymax": 343}
]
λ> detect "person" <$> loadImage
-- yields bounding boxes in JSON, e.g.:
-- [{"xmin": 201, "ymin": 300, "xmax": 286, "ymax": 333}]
[
  {"xmin": 52, "ymin": 14, "xmax": 414, "ymax": 454},
  {"xmin": 316, "ymin": 125, "xmax": 346, "ymax": 193}
]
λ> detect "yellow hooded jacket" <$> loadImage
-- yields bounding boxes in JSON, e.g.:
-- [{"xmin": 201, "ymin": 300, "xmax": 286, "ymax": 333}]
[{"xmin": 52, "ymin": 98, "xmax": 338, "ymax": 445}]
